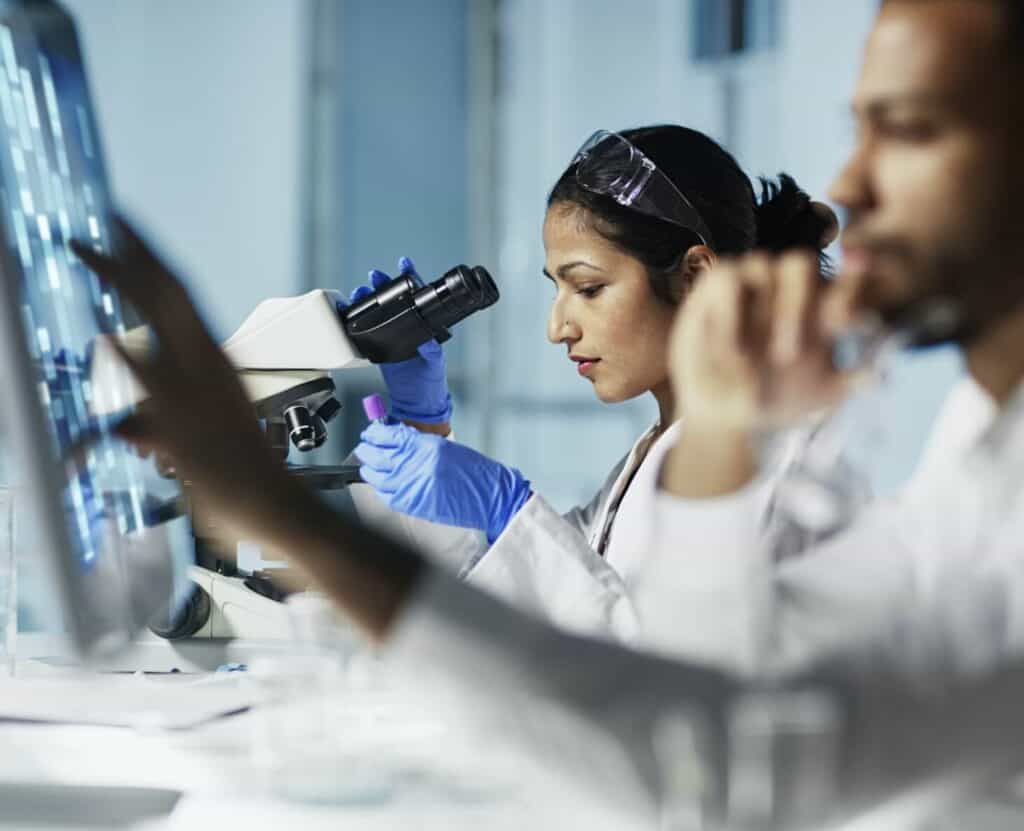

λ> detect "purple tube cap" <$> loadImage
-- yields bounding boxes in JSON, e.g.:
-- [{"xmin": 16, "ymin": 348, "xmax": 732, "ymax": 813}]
[{"xmin": 362, "ymin": 394, "xmax": 388, "ymax": 422}]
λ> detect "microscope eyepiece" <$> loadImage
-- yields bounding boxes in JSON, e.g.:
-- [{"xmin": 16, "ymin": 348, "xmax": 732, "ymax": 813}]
[
  {"xmin": 341, "ymin": 265, "xmax": 499, "ymax": 363},
  {"xmin": 415, "ymin": 264, "xmax": 500, "ymax": 332}
]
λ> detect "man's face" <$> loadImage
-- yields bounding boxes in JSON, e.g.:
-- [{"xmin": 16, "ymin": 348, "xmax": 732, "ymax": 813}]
[{"xmin": 829, "ymin": 0, "xmax": 1023, "ymax": 344}]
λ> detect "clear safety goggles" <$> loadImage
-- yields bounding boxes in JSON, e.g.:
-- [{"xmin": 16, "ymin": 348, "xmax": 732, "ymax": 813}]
[{"xmin": 570, "ymin": 130, "xmax": 714, "ymax": 247}]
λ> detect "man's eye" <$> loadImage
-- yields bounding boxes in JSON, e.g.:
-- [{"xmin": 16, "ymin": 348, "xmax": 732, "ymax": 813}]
[
  {"xmin": 578, "ymin": 285, "xmax": 604, "ymax": 298},
  {"xmin": 880, "ymin": 121, "xmax": 937, "ymax": 141}
]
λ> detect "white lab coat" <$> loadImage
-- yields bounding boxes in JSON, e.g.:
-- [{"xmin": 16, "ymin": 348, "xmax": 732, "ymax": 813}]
[
  {"xmin": 462, "ymin": 421, "xmax": 684, "ymax": 641},
  {"xmin": 349, "ymin": 423, "xmax": 682, "ymax": 642},
  {"xmin": 635, "ymin": 374, "xmax": 1024, "ymax": 680},
  {"xmin": 374, "ymin": 377, "xmax": 1024, "ymax": 828}
]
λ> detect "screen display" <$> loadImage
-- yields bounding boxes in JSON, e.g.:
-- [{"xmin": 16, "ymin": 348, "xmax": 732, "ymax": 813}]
[{"xmin": 0, "ymin": 11, "xmax": 146, "ymax": 573}]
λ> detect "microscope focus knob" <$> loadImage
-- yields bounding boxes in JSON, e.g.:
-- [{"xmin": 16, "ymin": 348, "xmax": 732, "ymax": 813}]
[
  {"xmin": 316, "ymin": 397, "xmax": 342, "ymax": 423},
  {"xmin": 284, "ymin": 404, "xmax": 318, "ymax": 452}
]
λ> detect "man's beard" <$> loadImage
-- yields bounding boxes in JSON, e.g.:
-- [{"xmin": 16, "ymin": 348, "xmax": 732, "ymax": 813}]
[{"xmin": 875, "ymin": 245, "xmax": 1004, "ymax": 349}]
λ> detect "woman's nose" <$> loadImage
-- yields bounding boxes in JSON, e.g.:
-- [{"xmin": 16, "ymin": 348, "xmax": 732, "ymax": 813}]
[{"xmin": 547, "ymin": 296, "xmax": 581, "ymax": 344}]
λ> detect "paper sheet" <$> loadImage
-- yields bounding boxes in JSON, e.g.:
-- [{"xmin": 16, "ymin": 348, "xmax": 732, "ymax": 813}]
[{"xmin": 0, "ymin": 674, "xmax": 251, "ymax": 729}]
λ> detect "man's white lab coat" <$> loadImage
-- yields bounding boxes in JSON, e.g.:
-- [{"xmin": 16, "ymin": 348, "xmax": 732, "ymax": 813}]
[
  {"xmin": 375, "ymin": 376, "xmax": 1024, "ymax": 827},
  {"xmin": 633, "ymin": 375, "xmax": 1024, "ymax": 679}
]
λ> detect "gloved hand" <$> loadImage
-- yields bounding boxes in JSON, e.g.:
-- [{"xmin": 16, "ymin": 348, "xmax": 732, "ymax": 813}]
[
  {"xmin": 345, "ymin": 257, "xmax": 453, "ymax": 424},
  {"xmin": 356, "ymin": 420, "xmax": 531, "ymax": 543}
]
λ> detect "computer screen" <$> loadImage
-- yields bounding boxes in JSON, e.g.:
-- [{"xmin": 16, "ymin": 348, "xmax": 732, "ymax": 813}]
[{"xmin": 0, "ymin": 0, "xmax": 180, "ymax": 658}]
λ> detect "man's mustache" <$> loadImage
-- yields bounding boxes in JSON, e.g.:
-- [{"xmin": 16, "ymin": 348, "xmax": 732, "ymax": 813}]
[{"xmin": 838, "ymin": 228, "xmax": 914, "ymax": 259}]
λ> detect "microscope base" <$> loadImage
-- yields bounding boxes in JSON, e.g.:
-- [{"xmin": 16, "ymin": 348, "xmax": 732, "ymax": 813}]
[{"xmin": 187, "ymin": 566, "xmax": 291, "ymax": 640}]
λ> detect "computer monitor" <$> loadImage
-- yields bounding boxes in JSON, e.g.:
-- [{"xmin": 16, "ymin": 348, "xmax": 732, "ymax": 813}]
[{"xmin": 0, "ymin": 0, "xmax": 181, "ymax": 659}]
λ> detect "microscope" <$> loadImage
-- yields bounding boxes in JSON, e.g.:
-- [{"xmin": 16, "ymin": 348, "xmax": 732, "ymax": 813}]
[{"xmin": 89, "ymin": 265, "xmax": 499, "ymax": 641}]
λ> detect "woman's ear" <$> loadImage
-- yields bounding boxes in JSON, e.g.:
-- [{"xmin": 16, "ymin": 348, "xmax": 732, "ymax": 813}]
[
  {"xmin": 682, "ymin": 244, "xmax": 717, "ymax": 277},
  {"xmin": 667, "ymin": 245, "xmax": 716, "ymax": 303}
]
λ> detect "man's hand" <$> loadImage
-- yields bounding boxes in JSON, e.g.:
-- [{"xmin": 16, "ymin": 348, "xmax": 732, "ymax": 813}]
[
  {"xmin": 72, "ymin": 221, "xmax": 283, "ymax": 540},
  {"xmin": 663, "ymin": 251, "xmax": 859, "ymax": 498}
]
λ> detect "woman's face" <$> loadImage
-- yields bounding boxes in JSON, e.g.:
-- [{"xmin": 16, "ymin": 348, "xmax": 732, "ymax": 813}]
[{"xmin": 543, "ymin": 205, "xmax": 678, "ymax": 404}]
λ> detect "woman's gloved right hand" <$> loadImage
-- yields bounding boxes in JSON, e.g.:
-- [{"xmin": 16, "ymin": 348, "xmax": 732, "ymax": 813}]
[
  {"xmin": 356, "ymin": 420, "xmax": 532, "ymax": 543},
  {"xmin": 346, "ymin": 256, "xmax": 453, "ymax": 424}
]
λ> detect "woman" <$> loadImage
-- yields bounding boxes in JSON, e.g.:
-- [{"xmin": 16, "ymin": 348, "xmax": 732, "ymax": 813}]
[{"xmin": 350, "ymin": 125, "xmax": 837, "ymax": 641}]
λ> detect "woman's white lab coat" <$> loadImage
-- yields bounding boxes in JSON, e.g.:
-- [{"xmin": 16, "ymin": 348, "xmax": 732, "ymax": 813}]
[{"xmin": 349, "ymin": 422, "xmax": 683, "ymax": 644}]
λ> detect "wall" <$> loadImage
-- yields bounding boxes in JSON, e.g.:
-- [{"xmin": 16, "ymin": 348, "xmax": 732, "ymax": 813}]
[
  {"xmin": 62, "ymin": 0, "xmax": 310, "ymax": 339},
  {"xmin": 323, "ymin": 0, "xmax": 476, "ymax": 454}
]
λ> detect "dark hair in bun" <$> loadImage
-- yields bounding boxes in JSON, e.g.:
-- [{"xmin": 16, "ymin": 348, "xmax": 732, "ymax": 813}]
[{"xmin": 549, "ymin": 124, "xmax": 834, "ymax": 303}]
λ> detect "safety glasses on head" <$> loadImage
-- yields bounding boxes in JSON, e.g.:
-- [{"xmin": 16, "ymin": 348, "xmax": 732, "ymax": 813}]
[{"xmin": 570, "ymin": 130, "xmax": 714, "ymax": 248}]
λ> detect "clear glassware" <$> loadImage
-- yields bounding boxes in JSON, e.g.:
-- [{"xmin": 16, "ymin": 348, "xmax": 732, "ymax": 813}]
[
  {"xmin": 0, "ymin": 487, "xmax": 16, "ymax": 678},
  {"xmin": 767, "ymin": 302, "xmax": 960, "ymax": 539},
  {"xmin": 651, "ymin": 707, "xmax": 715, "ymax": 830},
  {"xmin": 247, "ymin": 592, "xmax": 392, "ymax": 804},
  {"xmin": 650, "ymin": 689, "xmax": 844, "ymax": 830},
  {"xmin": 724, "ymin": 689, "xmax": 844, "ymax": 829}
]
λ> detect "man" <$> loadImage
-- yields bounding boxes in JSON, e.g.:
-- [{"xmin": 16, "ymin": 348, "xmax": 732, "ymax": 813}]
[
  {"xmin": 71, "ymin": 0, "xmax": 1024, "ymax": 825},
  {"xmin": 636, "ymin": 0, "xmax": 1024, "ymax": 680}
]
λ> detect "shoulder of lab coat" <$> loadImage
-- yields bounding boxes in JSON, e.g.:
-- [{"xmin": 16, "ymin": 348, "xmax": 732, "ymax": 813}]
[
  {"xmin": 632, "ymin": 424, "xmax": 871, "ymax": 672},
  {"xmin": 901, "ymin": 373, "xmax": 994, "ymax": 498},
  {"xmin": 347, "ymin": 435, "xmax": 488, "ymax": 573},
  {"xmin": 464, "ymin": 491, "xmax": 639, "ymax": 641},
  {"xmin": 460, "ymin": 430, "xmax": 661, "ymax": 641},
  {"xmin": 568, "ymin": 467, "xmax": 627, "ymax": 540}
]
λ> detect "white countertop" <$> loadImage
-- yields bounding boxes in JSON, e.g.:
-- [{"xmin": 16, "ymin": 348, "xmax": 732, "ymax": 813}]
[{"xmin": 0, "ymin": 633, "xmax": 632, "ymax": 831}]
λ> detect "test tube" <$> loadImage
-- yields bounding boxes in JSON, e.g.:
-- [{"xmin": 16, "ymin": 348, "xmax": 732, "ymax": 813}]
[{"xmin": 361, "ymin": 394, "xmax": 387, "ymax": 424}]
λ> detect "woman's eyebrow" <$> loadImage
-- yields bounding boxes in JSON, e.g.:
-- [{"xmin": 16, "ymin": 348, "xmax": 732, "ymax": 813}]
[{"xmin": 556, "ymin": 261, "xmax": 605, "ymax": 278}]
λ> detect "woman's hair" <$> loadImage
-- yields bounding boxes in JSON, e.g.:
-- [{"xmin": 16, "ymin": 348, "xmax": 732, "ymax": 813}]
[{"xmin": 547, "ymin": 124, "xmax": 835, "ymax": 304}]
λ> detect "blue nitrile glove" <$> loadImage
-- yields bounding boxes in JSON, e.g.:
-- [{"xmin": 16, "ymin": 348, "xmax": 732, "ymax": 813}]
[
  {"xmin": 356, "ymin": 420, "xmax": 532, "ymax": 543},
  {"xmin": 344, "ymin": 256, "xmax": 453, "ymax": 424}
]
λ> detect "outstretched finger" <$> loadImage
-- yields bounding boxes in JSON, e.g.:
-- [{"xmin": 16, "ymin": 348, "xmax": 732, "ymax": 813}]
[
  {"xmin": 349, "ymin": 284, "xmax": 375, "ymax": 304},
  {"xmin": 736, "ymin": 255, "xmax": 776, "ymax": 357},
  {"xmin": 369, "ymin": 269, "xmax": 392, "ymax": 290},
  {"xmin": 60, "ymin": 408, "xmax": 151, "ymax": 471},
  {"xmin": 772, "ymin": 251, "xmax": 822, "ymax": 365},
  {"xmin": 397, "ymin": 256, "xmax": 419, "ymax": 279},
  {"xmin": 114, "ymin": 410, "xmax": 167, "ymax": 453},
  {"xmin": 71, "ymin": 240, "xmax": 166, "ymax": 333},
  {"xmin": 701, "ymin": 262, "xmax": 745, "ymax": 354},
  {"xmin": 110, "ymin": 215, "xmax": 187, "ymax": 285},
  {"xmin": 74, "ymin": 217, "xmax": 196, "ymax": 332}
]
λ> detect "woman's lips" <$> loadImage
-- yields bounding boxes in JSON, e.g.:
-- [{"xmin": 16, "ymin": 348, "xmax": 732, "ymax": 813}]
[{"xmin": 573, "ymin": 358, "xmax": 600, "ymax": 377}]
